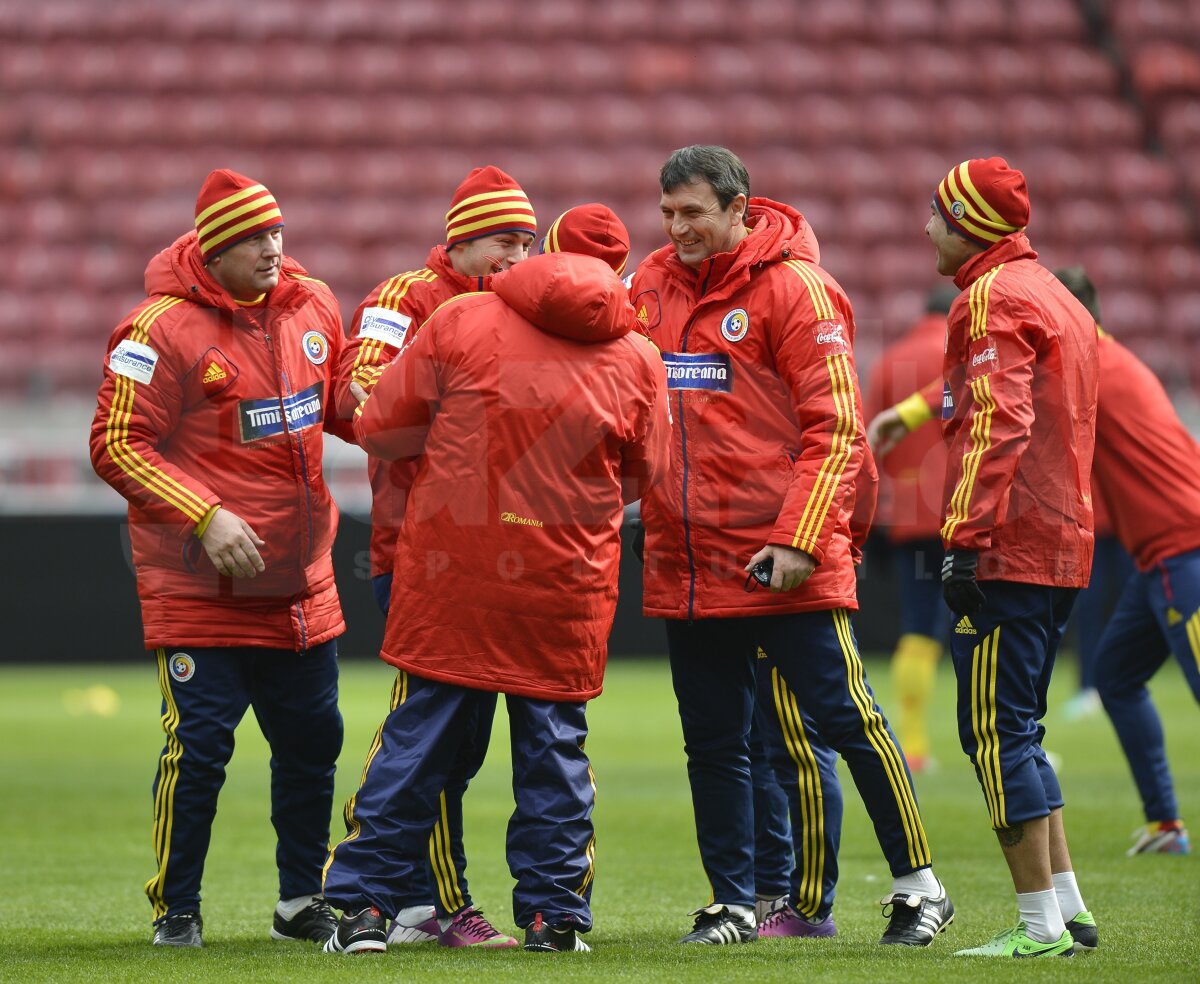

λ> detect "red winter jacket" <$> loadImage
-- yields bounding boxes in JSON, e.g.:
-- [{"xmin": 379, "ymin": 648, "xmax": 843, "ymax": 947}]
[
  {"xmin": 354, "ymin": 252, "xmax": 670, "ymax": 702},
  {"xmin": 864, "ymin": 312, "xmax": 949, "ymax": 543},
  {"xmin": 336, "ymin": 246, "xmax": 499, "ymax": 577},
  {"xmin": 1092, "ymin": 328, "xmax": 1200, "ymax": 570},
  {"xmin": 940, "ymin": 233, "xmax": 1097, "ymax": 586},
  {"xmin": 631, "ymin": 198, "xmax": 868, "ymax": 619},
  {"xmin": 89, "ymin": 231, "xmax": 349, "ymax": 651}
]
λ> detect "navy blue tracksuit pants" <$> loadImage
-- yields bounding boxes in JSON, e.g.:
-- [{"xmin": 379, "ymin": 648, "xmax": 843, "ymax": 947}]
[
  {"xmin": 947, "ymin": 581, "xmax": 1077, "ymax": 828},
  {"xmin": 371, "ymin": 573, "xmax": 494, "ymax": 917},
  {"xmin": 323, "ymin": 671, "xmax": 595, "ymax": 931},
  {"xmin": 145, "ymin": 642, "xmax": 343, "ymax": 920},
  {"xmin": 1094, "ymin": 548, "xmax": 1200, "ymax": 822},
  {"xmin": 667, "ymin": 610, "xmax": 931, "ymax": 912}
]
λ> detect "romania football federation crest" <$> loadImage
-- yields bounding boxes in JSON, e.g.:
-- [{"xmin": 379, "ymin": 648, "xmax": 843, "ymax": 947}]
[
  {"xmin": 721, "ymin": 308, "xmax": 749, "ymax": 343},
  {"xmin": 301, "ymin": 330, "xmax": 329, "ymax": 365},
  {"xmin": 169, "ymin": 652, "xmax": 196, "ymax": 682}
]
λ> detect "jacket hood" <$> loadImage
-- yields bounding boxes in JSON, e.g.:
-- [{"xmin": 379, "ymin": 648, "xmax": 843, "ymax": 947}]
[
  {"xmin": 144, "ymin": 231, "xmax": 306, "ymax": 311},
  {"xmin": 954, "ymin": 231, "xmax": 1037, "ymax": 289},
  {"xmin": 491, "ymin": 252, "xmax": 635, "ymax": 343}
]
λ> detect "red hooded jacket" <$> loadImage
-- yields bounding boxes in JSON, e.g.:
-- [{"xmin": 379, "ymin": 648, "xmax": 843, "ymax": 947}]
[
  {"xmin": 864, "ymin": 311, "xmax": 949, "ymax": 543},
  {"xmin": 1092, "ymin": 328, "xmax": 1200, "ymax": 570},
  {"xmin": 336, "ymin": 246, "xmax": 500, "ymax": 578},
  {"xmin": 89, "ymin": 232, "xmax": 348, "ymax": 651},
  {"xmin": 940, "ymin": 233, "xmax": 1097, "ymax": 585},
  {"xmin": 631, "ymin": 198, "xmax": 869, "ymax": 620},
  {"xmin": 354, "ymin": 252, "xmax": 670, "ymax": 701}
]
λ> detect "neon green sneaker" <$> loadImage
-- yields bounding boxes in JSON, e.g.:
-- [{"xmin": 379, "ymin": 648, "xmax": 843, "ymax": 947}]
[
  {"xmin": 954, "ymin": 923, "xmax": 1074, "ymax": 958},
  {"xmin": 1065, "ymin": 910, "xmax": 1097, "ymax": 952}
]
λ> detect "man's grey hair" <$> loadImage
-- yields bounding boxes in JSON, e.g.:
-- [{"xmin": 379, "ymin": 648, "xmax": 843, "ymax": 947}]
[{"xmin": 659, "ymin": 145, "xmax": 750, "ymax": 209}]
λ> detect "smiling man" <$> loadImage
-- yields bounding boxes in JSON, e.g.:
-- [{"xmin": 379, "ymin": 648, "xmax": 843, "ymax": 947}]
[
  {"xmin": 875, "ymin": 158, "xmax": 1101, "ymax": 958},
  {"xmin": 89, "ymin": 168, "xmax": 353, "ymax": 948},
  {"xmin": 630, "ymin": 145, "xmax": 952, "ymax": 948}
]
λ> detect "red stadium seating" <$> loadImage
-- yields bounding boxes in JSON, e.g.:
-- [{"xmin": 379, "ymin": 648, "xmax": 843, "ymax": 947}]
[{"xmin": 1, "ymin": 0, "xmax": 1197, "ymax": 406}]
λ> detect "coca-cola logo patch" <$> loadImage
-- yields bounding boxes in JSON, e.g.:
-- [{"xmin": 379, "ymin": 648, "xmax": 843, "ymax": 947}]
[{"xmin": 812, "ymin": 320, "xmax": 847, "ymax": 354}]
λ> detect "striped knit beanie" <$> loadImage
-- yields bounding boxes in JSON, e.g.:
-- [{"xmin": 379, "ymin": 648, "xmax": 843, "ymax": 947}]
[
  {"xmin": 445, "ymin": 166, "xmax": 536, "ymax": 248},
  {"xmin": 539, "ymin": 203, "xmax": 631, "ymax": 276},
  {"xmin": 934, "ymin": 157, "xmax": 1030, "ymax": 246},
  {"xmin": 195, "ymin": 169, "xmax": 284, "ymax": 262}
]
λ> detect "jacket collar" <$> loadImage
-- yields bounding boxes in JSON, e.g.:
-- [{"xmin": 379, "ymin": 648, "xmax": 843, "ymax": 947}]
[
  {"xmin": 426, "ymin": 244, "xmax": 496, "ymax": 293},
  {"xmin": 954, "ymin": 232, "xmax": 1037, "ymax": 290}
]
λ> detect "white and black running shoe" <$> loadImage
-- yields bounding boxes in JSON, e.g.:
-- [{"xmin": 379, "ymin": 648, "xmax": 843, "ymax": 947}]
[
  {"xmin": 679, "ymin": 904, "xmax": 757, "ymax": 945},
  {"xmin": 322, "ymin": 905, "xmax": 387, "ymax": 954},
  {"xmin": 879, "ymin": 891, "xmax": 955, "ymax": 945}
]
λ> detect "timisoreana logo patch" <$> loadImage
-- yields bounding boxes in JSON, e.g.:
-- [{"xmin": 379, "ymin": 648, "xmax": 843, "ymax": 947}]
[
  {"xmin": 661, "ymin": 352, "xmax": 732, "ymax": 392},
  {"xmin": 238, "ymin": 382, "xmax": 324, "ymax": 443}
]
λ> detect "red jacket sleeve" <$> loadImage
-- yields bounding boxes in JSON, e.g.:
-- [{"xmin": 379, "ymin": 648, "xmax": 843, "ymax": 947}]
[
  {"xmin": 769, "ymin": 269, "xmax": 866, "ymax": 564},
  {"xmin": 848, "ymin": 443, "xmax": 878, "ymax": 563},
  {"xmin": 352, "ymin": 310, "xmax": 443, "ymax": 461},
  {"xmin": 334, "ymin": 277, "xmax": 422, "ymax": 418},
  {"xmin": 940, "ymin": 293, "xmax": 1037, "ymax": 551},
  {"xmin": 89, "ymin": 313, "xmax": 221, "ymax": 536},
  {"xmin": 620, "ymin": 338, "xmax": 672, "ymax": 503}
]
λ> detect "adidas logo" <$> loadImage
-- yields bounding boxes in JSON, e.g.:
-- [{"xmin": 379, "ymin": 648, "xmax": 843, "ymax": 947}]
[
  {"xmin": 756, "ymin": 646, "xmax": 768, "ymax": 659},
  {"xmin": 1167, "ymin": 608, "xmax": 1182, "ymax": 626},
  {"xmin": 637, "ymin": 305, "xmax": 648, "ymax": 321},
  {"xmin": 202, "ymin": 361, "xmax": 227, "ymax": 383},
  {"xmin": 954, "ymin": 616, "xmax": 977, "ymax": 635}
]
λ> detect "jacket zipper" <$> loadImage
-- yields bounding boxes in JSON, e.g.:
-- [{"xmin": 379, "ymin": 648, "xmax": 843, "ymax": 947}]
[
  {"xmin": 676, "ymin": 259, "xmax": 714, "ymax": 622},
  {"xmin": 263, "ymin": 322, "xmax": 315, "ymax": 651}
]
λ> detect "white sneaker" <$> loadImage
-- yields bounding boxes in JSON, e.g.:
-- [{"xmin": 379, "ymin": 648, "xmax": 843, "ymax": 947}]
[{"xmin": 387, "ymin": 904, "xmax": 440, "ymax": 944}]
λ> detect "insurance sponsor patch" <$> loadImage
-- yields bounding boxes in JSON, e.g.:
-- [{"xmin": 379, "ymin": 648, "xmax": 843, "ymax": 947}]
[
  {"xmin": 358, "ymin": 306, "xmax": 413, "ymax": 347},
  {"xmin": 238, "ymin": 381, "xmax": 324, "ymax": 443},
  {"xmin": 661, "ymin": 352, "xmax": 733, "ymax": 392},
  {"xmin": 109, "ymin": 339, "xmax": 159, "ymax": 384}
]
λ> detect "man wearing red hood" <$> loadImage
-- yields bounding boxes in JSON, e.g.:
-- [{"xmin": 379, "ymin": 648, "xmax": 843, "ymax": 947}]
[
  {"xmin": 321, "ymin": 207, "xmax": 670, "ymax": 955},
  {"xmin": 631, "ymin": 145, "xmax": 951, "ymax": 947},
  {"xmin": 332, "ymin": 165, "xmax": 537, "ymax": 951},
  {"xmin": 89, "ymin": 169, "xmax": 350, "ymax": 948}
]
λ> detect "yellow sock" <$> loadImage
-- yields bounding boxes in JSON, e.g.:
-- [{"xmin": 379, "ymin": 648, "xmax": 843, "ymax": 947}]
[{"xmin": 890, "ymin": 634, "xmax": 942, "ymax": 761}]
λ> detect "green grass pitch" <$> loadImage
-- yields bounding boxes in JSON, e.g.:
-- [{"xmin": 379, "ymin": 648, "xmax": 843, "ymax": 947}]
[{"xmin": 0, "ymin": 654, "xmax": 1196, "ymax": 982}]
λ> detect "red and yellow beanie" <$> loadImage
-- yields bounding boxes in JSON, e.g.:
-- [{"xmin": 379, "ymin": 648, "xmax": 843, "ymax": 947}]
[
  {"xmin": 539, "ymin": 203, "xmax": 631, "ymax": 276},
  {"xmin": 195, "ymin": 169, "xmax": 284, "ymax": 262},
  {"xmin": 934, "ymin": 157, "xmax": 1030, "ymax": 246},
  {"xmin": 445, "ymin": 166, "xmax": 536, "ymax": 248}
]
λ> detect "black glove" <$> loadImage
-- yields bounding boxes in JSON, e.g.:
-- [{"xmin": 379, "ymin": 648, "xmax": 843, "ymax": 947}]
[{"xmin": 941, "ymin": 549, "xmax": 986, "ymax": 616}]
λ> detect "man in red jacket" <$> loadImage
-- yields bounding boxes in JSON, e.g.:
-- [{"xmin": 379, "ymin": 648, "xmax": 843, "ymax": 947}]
[
  {"xmin": 864, "ymin": 284, "xmax": 957, "ymax": 773},
  {"xmin": 632, "ymin": 145, "xmax": 952, "ymax": 947},
  {"xmin": 1055, "ymin": 268, "xmax": 1196, "ymax": 859},
  {"xmin": 914, "ymin": 158, "xmax": 1098, "ymax": 957},
  {"xmin": 89, "ymin": 169, "xmax": 350, "ymax": 948},
  {"xmin": 334, "ymin": 165, "xmax": 537, "ymax": 950},
  {"xmin": 322, "ymin": 207, "xmax": 670, "ymax": 955}
]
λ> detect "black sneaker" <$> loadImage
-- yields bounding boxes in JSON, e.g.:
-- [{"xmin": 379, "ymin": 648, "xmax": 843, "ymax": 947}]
[
  {"xmin": 678, "ymin": 904, "xmax": 757, "ymax": 945},
  {"xmin": 152, "ymin": 911, "xmax": 203, "ymax": 948},
  {"xmin": 1065, "ymin": 910, "xmax": 1098, "ymax": 952},
  {"xmin": 523, "ymin": 911, "xmax": 591, "ymax": 952},
  {"xmin": 322, "ymin": 906, "xmax": 387, "ymax": 954},
  {"xmin": 272, "ymin": 895, "xmax": 338, "ymax": 942},
  {"xmin": 879, "ymin": 891, "xmax": 955, "ymax": 945}
]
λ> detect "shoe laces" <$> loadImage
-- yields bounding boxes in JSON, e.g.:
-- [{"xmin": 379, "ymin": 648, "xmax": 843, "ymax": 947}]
[
  {"xmin": 760, "ymin": 907, "xmax": 793, "ymax": 931},
  {"xmin": 308, "ymin": 897, "xmax": 336, "ymax": 921},
  {"xmin": 455, "ymin": 908, "xmax": 494, "ymax": 937}
]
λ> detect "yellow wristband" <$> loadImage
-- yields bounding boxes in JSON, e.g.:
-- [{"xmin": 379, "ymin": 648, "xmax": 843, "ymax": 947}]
[
  {"xmin": 894, "ymin": 391, "xmax": 934, "ymax": 432},
  {"xmin": 194, "ymin": 504, "xmax": 221, "ymax": 538}
]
